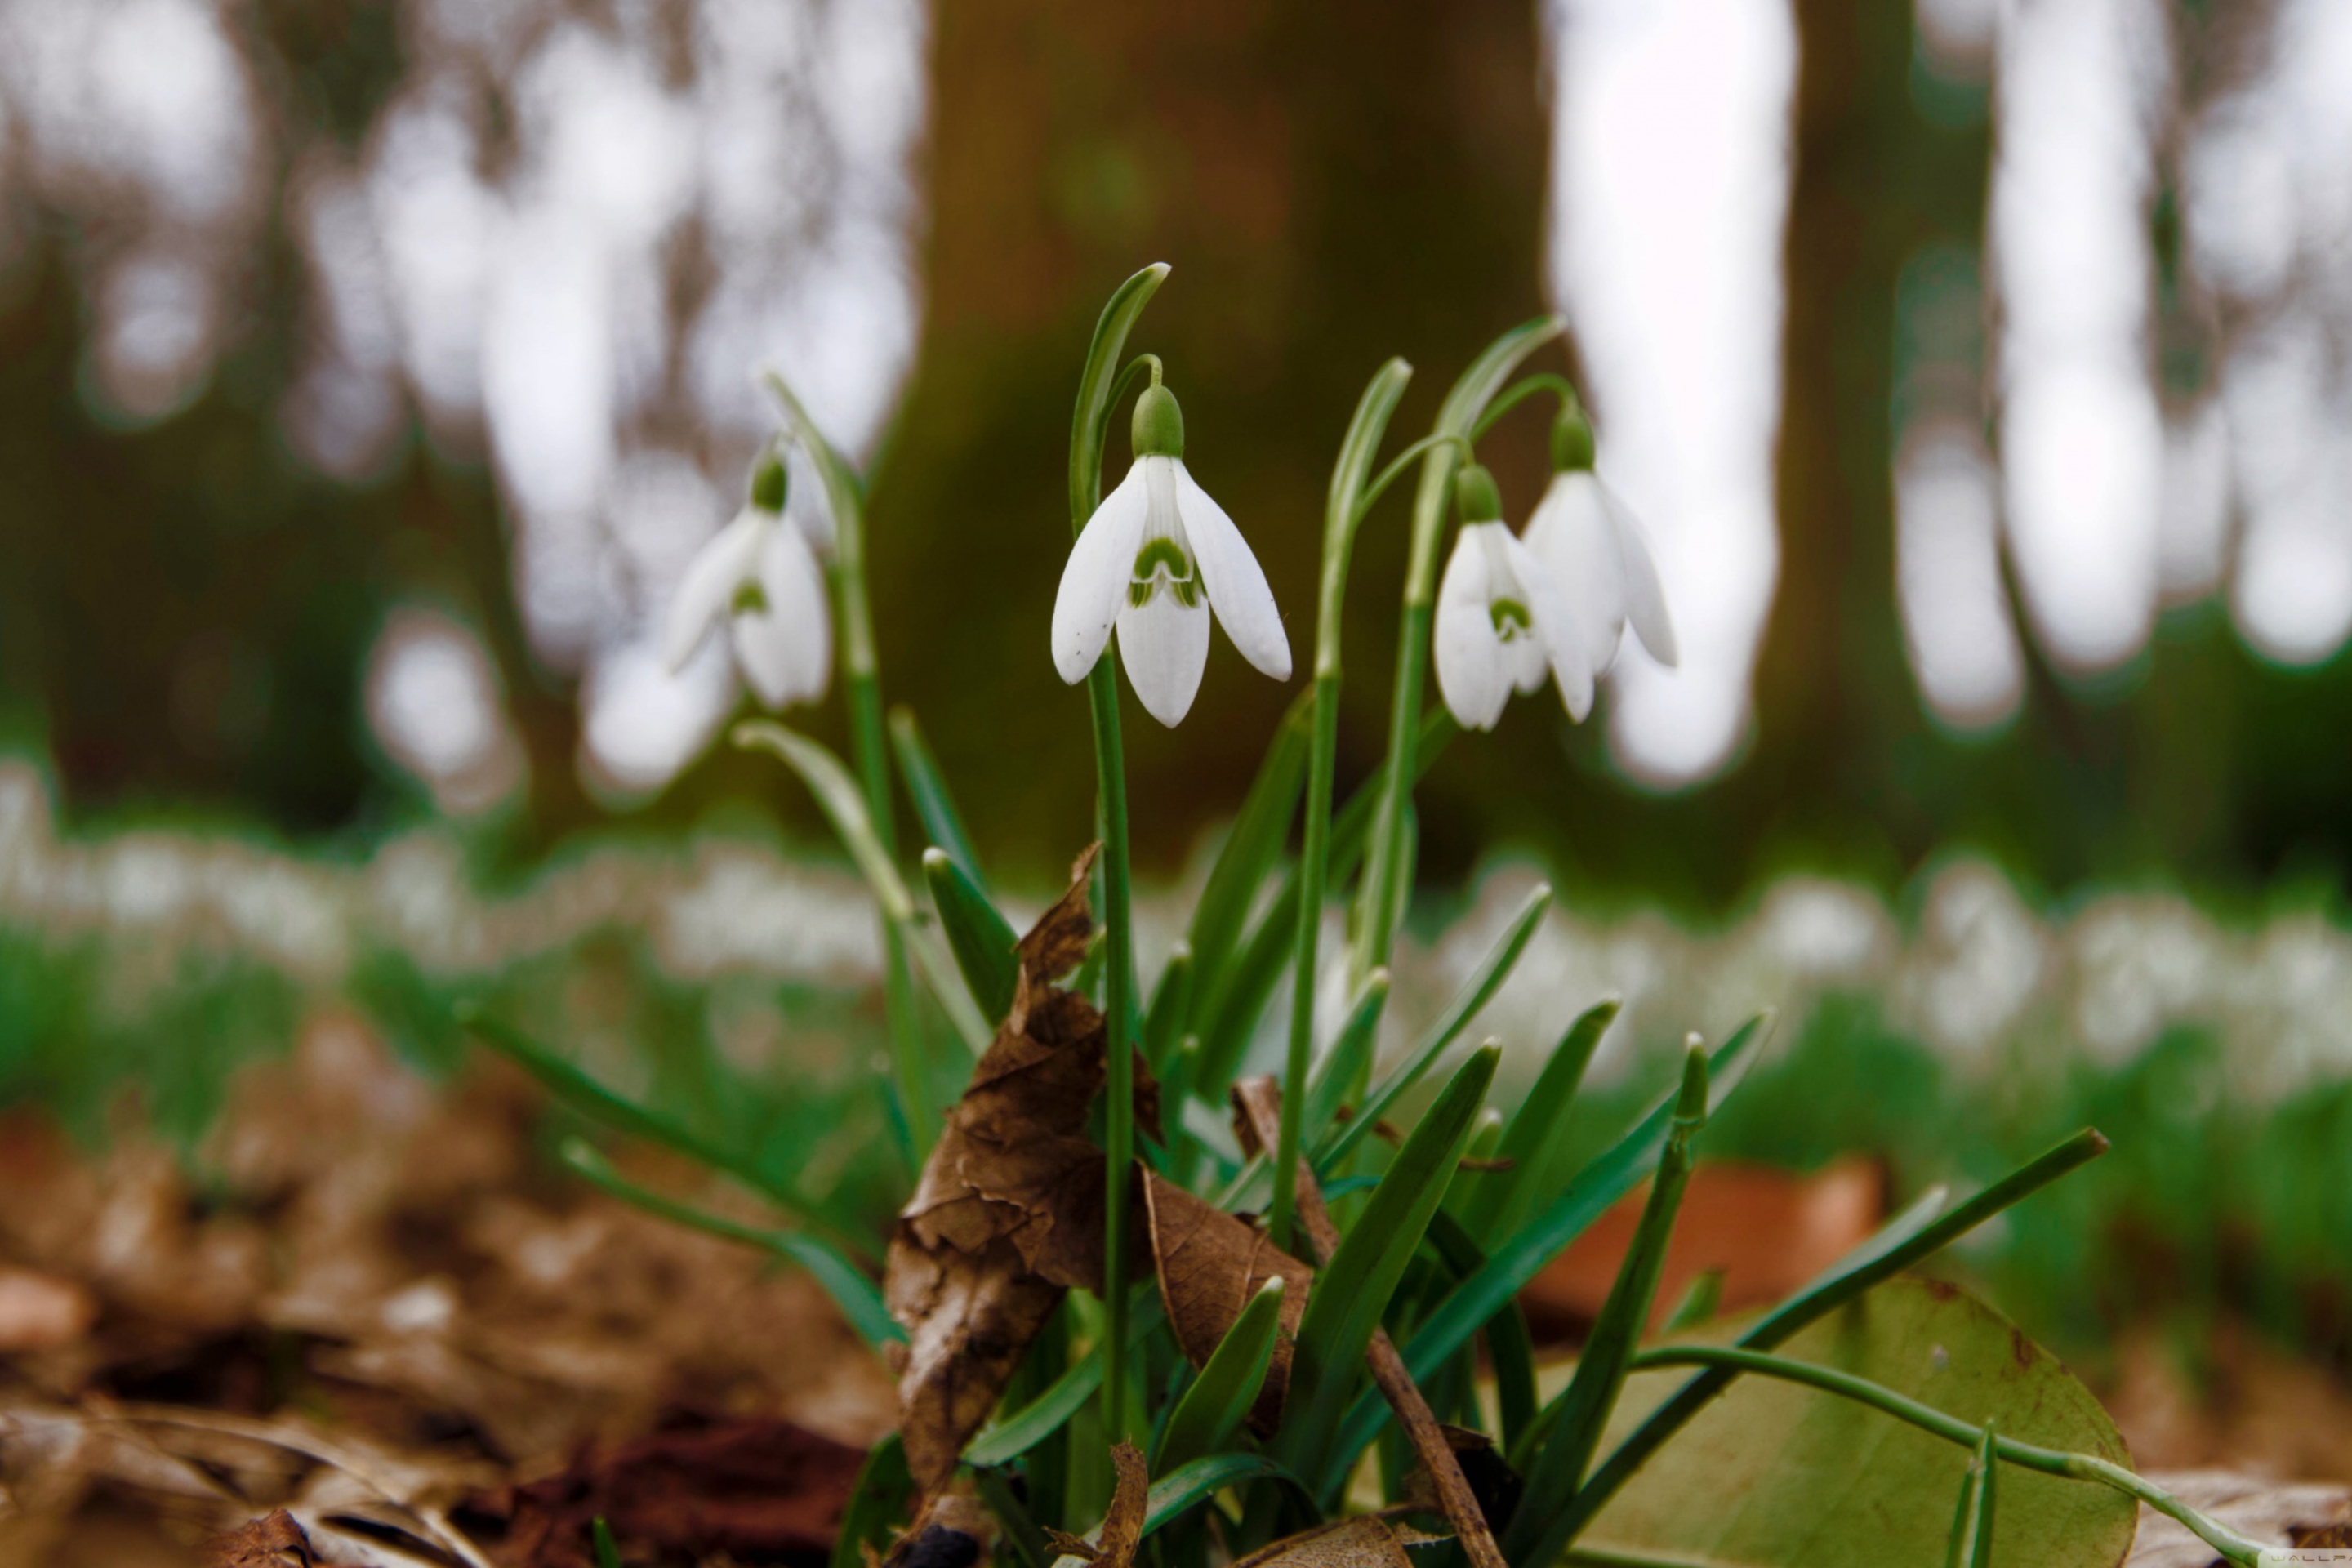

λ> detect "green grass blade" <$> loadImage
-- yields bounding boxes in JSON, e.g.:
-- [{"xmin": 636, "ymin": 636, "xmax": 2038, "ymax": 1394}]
[
  {"xmin": 1505, "ymin": 1047, "xmax": 1709, "ymax": 1567},
  {"xmin": 1559, "ymin": 1129, "xmax": 2109, "ymax": 1542},
  {"xmin": 1660, "ymin": 1267, "xmax": 1724, "ymax": 1334},
  {"xmin": 1323, "ymin": 1015, "xmax": 1773, "ymax": 1477},
  {"xmin": 833, "ymin": 1435, "xmax": 912, "ymax": 1568},
  {"xmin": 593, "ymin": 1518, "xmax": 621, "ymax": 1568},
  {"xmin": 973, "ymin": 1464, "xmax": 1053, "ymax": 1568},
  {"xmin": 1315, "ymin": 884, "xmax": 1550, "ymax": 1169},
  {"xmin": 1277, "ymin": 1043, "xmax": 1499, "ymax": 1482},
  {"xmin": 1302, "ymin": 970, "xmax": 1391, "ymax": 1139},
  {"xmin": 1070, "ymin": 265, "xmax": 1170, "ymax": 525},
  {"xmin": 1185, "ymin": 692, "xmax": 1311, "ymax": 1012},
  {"xmin": 1423, "ymin": 1210, "xmax": 1539, "ymax": 1454},
  {"xmin": 1143, "ymin": 1453, "xmax": 1315, "ymax": 1536},
  {"xmin": 559, "ymin": 1139, "xmax": 898, "ymax": 1348},
  {"xmin": 1144, "ymin": 943, "xmax": 1194, "ymax": 1071},
  {"xmin": 458, "ymin": 1006, "xmax": 871, "ymax": 1258},
  {"xmin": 1459, "ymin": 1000, "xmax": 1616, "ymax": 1242},
  {"xmin": 736, "ymin": 719, "xmax": 991, "ymax": 1054},
  {"xmin": 1946, "ymin": 1423, "xmax": 1998, "ymax": 1568},
  {"xmin": 889, "ymin": 706, "xmax": 990, "ymax": 894},
  {"xmin": 964, "ymin": 1351, "xmax": 1106, "ymax": 1467},
  {"xmin": 924, "ymin": 849, "xmax": 1018, "ymax": 1023},
  {"xmin": 1155, "ymin": 1275, "xmax": 1287, "ymax": 1474}
]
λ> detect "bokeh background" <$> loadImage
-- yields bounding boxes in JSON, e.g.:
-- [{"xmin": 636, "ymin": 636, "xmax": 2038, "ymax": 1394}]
[{"xmin": 7, "ymin": 0, "xmax": 2352, "ymax": 1475}]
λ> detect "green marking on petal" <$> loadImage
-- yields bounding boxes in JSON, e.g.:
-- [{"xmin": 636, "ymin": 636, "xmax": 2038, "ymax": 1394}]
[
  {"xmin": 732, "ymin": 580, "xmax": 771, "ymax": 617},
  {"xmin": 1490, "ymin": 598, "xmax": 1532, "ymax": 639},
  {"xmin": 1129, "ymin": 537, "xmax": 1201, "ymax": 608}
]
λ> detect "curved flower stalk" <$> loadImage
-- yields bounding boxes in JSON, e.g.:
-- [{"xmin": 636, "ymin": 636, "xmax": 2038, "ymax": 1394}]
[
  {"xmin": 1053, "ymin": 372, "xmax": 1291, "ymax": 727},
  {"xmin": 1520, "ymin": 404, "xmax": 1679, "ymax": 678},
  {"xmin": 1432, "ymin": 463, "xmax": 1592, "ymax": 730},
  {"xmin": 663, "ymin": 448, "xmax": 832, "ymax": 709}
]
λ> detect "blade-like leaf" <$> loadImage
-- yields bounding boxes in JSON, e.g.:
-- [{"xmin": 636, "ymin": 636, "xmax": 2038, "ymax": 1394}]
[
  {"xmin": 593, "ymin": 1518, "xmax": 621, "ymax": 1568},
  {"xmin": 964, "ymin": 1354, "xmax": 1105, "ymax": 1468},
  {"xmin": 1186, "ymin": 693, "xmax": 1311, "ymax": 1012},
  {"xmin": 831, "ymin": 1436, "xmax": 912, "ymax": 1568},
  {"xmin": 1558, "ymin": 1129, "xmax": 2109, "ymax": 1543},
  {"xmin": 1505, "ymin": 1046, "xmax": 1709, "ymax": 1567},
  {"xmin": 736, "ymin": 720, "xmax": 991, "ymax": 1054},
  {"xmin": 1458, "ymin": 1000, "xmax": 1616, "ymax": 1243},
  {"xmin": 1071, "ymin": 264, "xmax": 1171, "ymax": 524},
  {"xmin": 460, "ymin": 1007, "xmax": 871, "ymax": 1259},
  {"xmin": 1144, "ymin": 944, "xmax": 1194, "ymax": 1072},
  {"xmin": 1316, "ymin": 883, "xmax": 1550, "ymax": 1169},
  {"xmin": 559, "ymin": 1139, "xmax": 898, "ymax": 1348},
  {"xmin": 925, "ymin": 848, "xmax": 1018, "ymax": 1023},
  {"xmin": 889, "ymin": 706, "xmax": 990, "ymax": 894},
  {"xmin": 1277, "ymin": 1044, "xmax": 1499, "ymax": 1480},
  {"xmin": 1947, "ymin": 1423, "xmax": 1998, "ymax": 1568},
  {"xmin": 1422, "ymin": 1210, "xmax": 1540, "ymax": 1456},
  {"xmin": 1324, "ymin": 1015, "xmax": 1772, "ymax": 1480},
  {"xmin": 1155, "ymin": 1276, "xmax": 1287, "ymax": 1475},
  {"xmin": 1302, "ymin": 970, "xmax": 1392, "ymax": 1138},
  {"xmin": 1143, "ymin": 1453, "xmax": 1315, "ymax": 1537}
]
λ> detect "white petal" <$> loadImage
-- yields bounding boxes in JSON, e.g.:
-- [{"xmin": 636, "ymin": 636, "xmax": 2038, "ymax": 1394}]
[
  {"xmin": 1523, "ymin": 472, "xmax": 1628, "ymax": 677},
  {"xmin": 1503, "ymin": 527, "xmax": 1594, "ymax": 722},
  {"xmin": 1434, "ymin": 526, "xmax": 1511, "ymax": 730},
  {"xmin": 664, "ymin": 510, "xmax": 765, "ymax": 674},
  {"xmin": 1053, "ymin": 462, "xmax": 1152, "ymax": 684},
  {"xmin": 1601, "ymin": 483, "xmax": 1679, "ymax": 668},
  {"xmin": 1117, "ymin": 586, "xmax": 1210, "ymax": 727},
  {"xmin": 1172, "ymin": 459, "xmax": 1291, "ymax": 681},
  {"xmin": 732, "ymin": 519, "xmax": 833, "ymax": 708}
]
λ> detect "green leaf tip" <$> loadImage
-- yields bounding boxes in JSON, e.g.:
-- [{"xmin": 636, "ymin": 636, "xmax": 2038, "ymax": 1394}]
[{"xmin": 1673, "ymin": 1038, "xmax": 1710, "ymax": 1123}]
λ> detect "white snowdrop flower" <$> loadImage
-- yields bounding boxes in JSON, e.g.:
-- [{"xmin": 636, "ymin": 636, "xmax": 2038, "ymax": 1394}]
[
  {"xmin": 664, "ymin": 449, "xmax": 831, "ymax": 710},
  {"xmin": 1052, "ymin": 378, "xmax": 1290, "ymax": 727},
  {"xmin": 1434, "ymin": 463, "xmax": 1593, "ymax": 731},
  {"xmin": 1519, "ymin": 408, "xmax": 1678, "ymax": 678}
]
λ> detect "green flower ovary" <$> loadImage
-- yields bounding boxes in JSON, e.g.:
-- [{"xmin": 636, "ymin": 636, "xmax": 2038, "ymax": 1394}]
[
  {"xmin": 1129, "ymin": 537, "xmax": 1202, "ymax": 609},
  {"xmin": 1490, "ymin": 597, "xmax": 1532, "ymax": 639}
]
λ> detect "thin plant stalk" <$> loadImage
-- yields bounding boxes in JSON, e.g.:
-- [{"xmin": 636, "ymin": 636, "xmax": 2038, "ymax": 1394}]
[
  {"xmin": 1270, "ymin": 356, "xmax": 1413, "ymax": 1250},
  {"xmin": 1351, "ymin": 318, "xmax": 1563, "ymax": 983},
  {"xmin": 1067, "ymin": 262, "xmax": 1171, "ymax": 1443},
  {"xmin": 762, "ymin": 372, "xmax": 933, "ymax": 1167}
]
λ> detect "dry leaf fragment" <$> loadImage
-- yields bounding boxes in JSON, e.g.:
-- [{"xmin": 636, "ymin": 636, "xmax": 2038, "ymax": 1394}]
[
  {"xmin": 886, "ymin": 846, "xmax": 1158, "ymax": 1490},
  {"xmin": 209, "ymin": 1509, "xmax": 320, "ymax": 1566},
  {"xmin": 1232, "ymin": 1514, "xmax": 1413, "ymax": 1568},
  {"xmin": 1142, "ymin": 1175, "xmax": 1310, "ymax": 1434},
  {"xmin": 882, "ymin": 1490, "xmax": 993, "ymax": 1568},
  {"xmin": 1094, "ymin": 1441, "xmax": 1148, "ymax": 1568}
]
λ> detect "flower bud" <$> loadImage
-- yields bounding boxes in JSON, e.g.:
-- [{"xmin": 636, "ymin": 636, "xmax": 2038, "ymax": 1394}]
[{"xmin": 1454, "ymin": 462, "xmax": 1503, "ymax": 524}]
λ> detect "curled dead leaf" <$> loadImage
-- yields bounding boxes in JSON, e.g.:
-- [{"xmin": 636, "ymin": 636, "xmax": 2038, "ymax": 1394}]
[
  {"xmin": 885, "ymin": 847, "xmax": 1156, "ymax": 1490},
  {"xmin": 208, "ymin": 1508, "xmax": 320, "ymax": 1566},
  {"xmin": 1232, "ymin": 1514, "xmax": 1413, "ymax": 1568},
  {"xmin": 1143, "ymin": 1174, "xmax": 1310, "ymax": 1434},
  {"xmin": 1094, "ymin": 1441, "xmax": 1148, "ymax": 1568}
]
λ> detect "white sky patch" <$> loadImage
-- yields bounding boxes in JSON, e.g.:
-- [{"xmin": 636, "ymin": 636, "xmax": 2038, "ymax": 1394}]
[
  {"xmin": 1896, "ymin": 423, "xmax": 2023, "ymax": 730},
  {"xmin": 366, "ymin": 608, "xmax": 525, "ymax": 817},
  {"xmin": 1990, "ymin": 0, "xmax": 2166, "ymax": 674},
  {"xmin": 1544, "ymin": 0, "xmax": 1797, "ymax": 786}
]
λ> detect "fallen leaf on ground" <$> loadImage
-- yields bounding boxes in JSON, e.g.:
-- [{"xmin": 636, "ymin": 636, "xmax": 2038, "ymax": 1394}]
[
  {"xmin": 1521, "ymin": 1156, "xmax": 1881, "ymax": 1341},
  {"xmin": 2123, "ymin": 1472, "xmax": 2352, "ymax": 1566},
  {"xmin": 1142, "ymin": 1174, "xmax": 1309, "ymax": 1434},
  {"xmin": 885, "ymin": 847, "xmax": 1156, "ymax": 1488},
  {"xmin": 1232, "ymin": 1514, "xmax": 1412, "ymax": 1568},
  {"xmin": 207, "ymin": 1508, "xmax": 318, "ymax": 1566},
  {"xmin": 462, "ymin": 1414, "xmax": 864, "ymax": 1568}
]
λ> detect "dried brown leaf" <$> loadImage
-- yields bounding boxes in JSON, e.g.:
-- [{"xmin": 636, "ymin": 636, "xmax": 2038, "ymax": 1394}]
[
  {"xmin": 1094, "ymin": 1441, "xmax": 1148, "ymax": 1568},
  {"xmin": 886, "ymin": 846, "xmax": 1160, "ymax": 1489},
  {"xmin": 881, "ymin": 1490, "xmax": 992, "ymax": 1568},
  {"xmin": 207, "ymin": 1509, "xmax": 318, "ymax": 1567},
  {"xmin": 1142, "ymin": 1174, "xmax": 1309, "ymax": 1435},
  {"xmin": 1232, "ymin": 1515, "xmax": 1412, "ymax": 1568}
]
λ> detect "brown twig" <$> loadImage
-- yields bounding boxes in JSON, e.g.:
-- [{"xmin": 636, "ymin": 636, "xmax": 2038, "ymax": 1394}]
[{"xmin": 1231, "ymin": 1076, "xmax": 1511, "ymax": 1568}]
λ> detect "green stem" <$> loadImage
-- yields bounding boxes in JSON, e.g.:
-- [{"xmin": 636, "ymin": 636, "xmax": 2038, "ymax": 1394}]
[
  {"xmin": 1351, "ymin": 318, "xmax": 1563, "ymax": 983},
  {"xmin": 1624, "ymin": 1346, "xmax": 2268, "ymax": 1566},
  {"xmin": 1469, "ymin": 371, "xmax": 1580, "ymax": 442},
  {"xmin": 1270, "ymin": 359, "xmax": 1413, "ymax": 1254},
  {"xmin": 1067, "ymin": 264, "xmax": 1171, "ymax": 1445},
  {"xmin": 762, "ymin": 372, "xmax": 933, "ymax": 1168}
]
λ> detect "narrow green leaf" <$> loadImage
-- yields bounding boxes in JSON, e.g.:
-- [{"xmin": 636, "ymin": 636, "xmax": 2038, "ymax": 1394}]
[
  {"xmin": 1660, "ymin": 1268, "xmax": 1725, "ymax": 1334},
  {"xmin": 1947, "ymin": 1423, "xmax": 1998, "ymax": 1568},
  {"xmin": 1155, "ymin": 1276, "xmax": 1287, "ymax": 1475},
  {"xmin": 924, "ymin": 848, "xmax": 1018, "ymax": 1024},
  {"xmin": 1505, "ymin": 1046, "xmax": 1709, "ymax": 1568},
  {"xmin": 1144, "ymin": 944, "xmax": 1194, "ymax": 1071},
  {"xmin": 1558, "ymin": 1129, "xmax": 2110, "ymax": 1544},
  {"xmin": 1324, "ymin": 1015, "xmax": 1773, "ymax": 1481},
  {"xmin": 736, "ymin": 720, "xmax": 991, "ymax": 1054},
  {"xmin": 559, "ymin": 1139, "xmax": 899, "ymax": 1348},
  {"xmin": 593, "ymin": 1517, "xmax": 621, "ymax": 1568},
  {"xmin": 1459, "ymin": 1000, "xmax": 1617, "ymax": 1243},
  {"xmin": 889, "ymin": 706, "xmax": 990, "ymax": 894},
  {"xmin": 1301, "ymin": 970, "xmax": 1391, "ymax": 1138},
  {"xmin": 831, "ymin": 1436, "xmax": 912, "ymax": 1568},
  {"xmin": 1316, "ymin": 883, "xmax": 1551, "ymax": 1169},
  {"xmin": 459, "ymin": 1007, "xmax": 870, "ymax": 1260},
  {"xmin": 1186, "ymin": 693, "xmax": 1312, "ymax": 1012},
  {"xmin": 964, "ymin": 1352, "xmax": 1105, "ymax": 1468},
  {"xmin": 1278, "ymin": 1044, "xmax": 1499, "ymax": 1481},
  {"xmin": 1143, "ymin": 1453, "xmax": 1315, "ymax": 1537},
  {"xmin": 1071, "ymin": 264, "xmax": 1171, "ymax": 526},
  {"xmin": 1442, "ymin": 1107, "xmax": 1506, "ymax": 1223},
  {"xmin": 1423, "ymin": 1209, "xmax": 1540, "ymax": 1455},
  {"xmin": 973, "ymin": 1464, "xmax": 1054, "ymax": 1568}
]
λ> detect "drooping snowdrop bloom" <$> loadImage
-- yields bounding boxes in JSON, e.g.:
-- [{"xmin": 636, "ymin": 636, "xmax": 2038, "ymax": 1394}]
[
  {"xmin": 1052, "ymin": 378, "xmax": 1290, "ymax": 726},
  {"xmin": 1519, "ymin": 408, "xmax": 1678, "ymax": 679},
  {"xmin": 665, "ymin": 448, "xmax": 832, "ymax": 709},
  {"xmin": 1434, "ymin": 464, "xmax": 1593, "ymax": 731}
]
